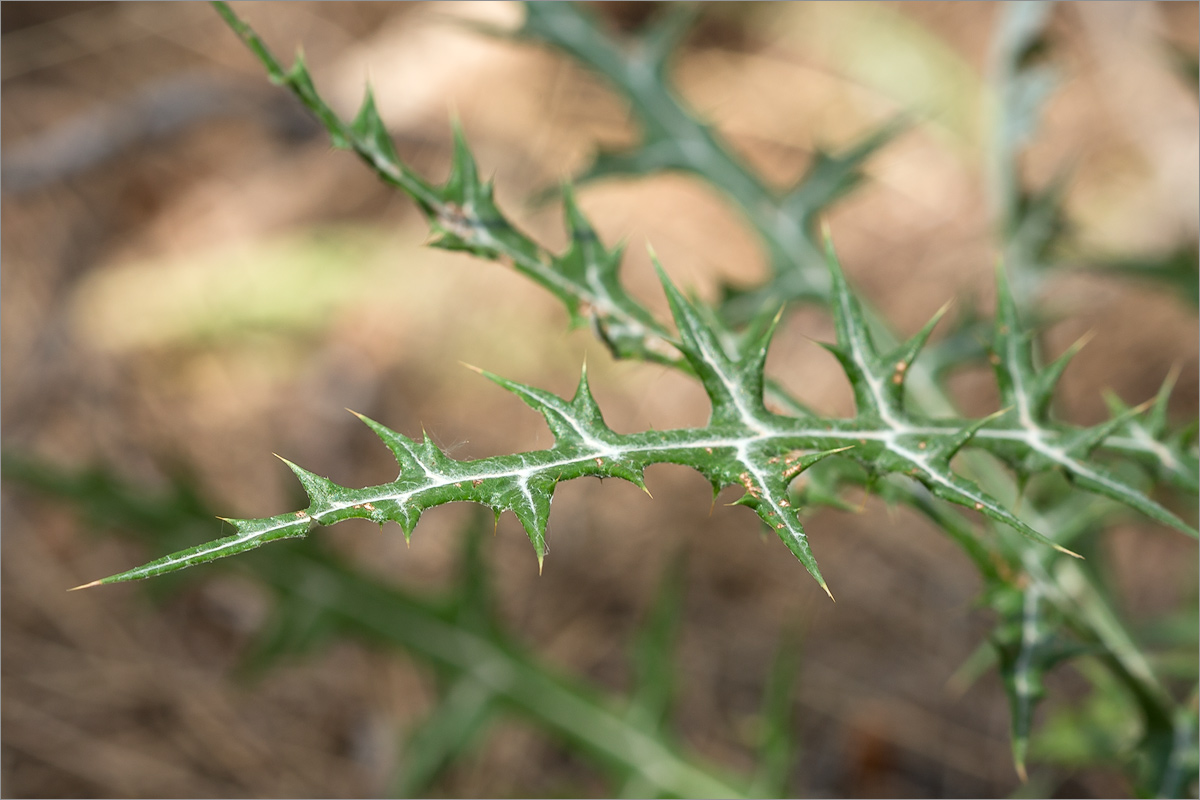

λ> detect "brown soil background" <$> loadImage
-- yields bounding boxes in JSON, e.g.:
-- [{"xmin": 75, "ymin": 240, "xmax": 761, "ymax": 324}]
[{"xmin": 3, "ymin": 2, "xmax": 1197, "ymax": 797}]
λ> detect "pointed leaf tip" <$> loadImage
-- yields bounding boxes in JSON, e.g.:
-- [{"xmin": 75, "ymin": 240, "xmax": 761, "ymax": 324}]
[
  {"xmin": 68, "ymin": 579, "xmax": 102, "ymax": 592},
  {"xmin": 819, "ymin": 218, "xmax": 834, "ymax": 245},
  {"xmin": 1054, "ymin": 543, "xmax": 1083, "ymax": 559}
]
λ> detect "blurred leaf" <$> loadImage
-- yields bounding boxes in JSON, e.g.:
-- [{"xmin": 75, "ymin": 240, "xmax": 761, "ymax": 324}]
[
  {"xmin": 391, "ymin": 677, "xmax": 497, "ymax": 798},
  {"xmin": 5, "ymin": 452, "xmax": 749, "ymax": 798}
]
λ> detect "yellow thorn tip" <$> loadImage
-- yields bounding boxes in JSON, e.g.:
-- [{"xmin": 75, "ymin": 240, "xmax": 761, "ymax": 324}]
[
  {"xmin": 1056, "ymin": 544, "xmax": 1084, "ymax": 560},
  {"xmin": 68, "ymin": 579, "xmax": 103, "ymax": 592}
]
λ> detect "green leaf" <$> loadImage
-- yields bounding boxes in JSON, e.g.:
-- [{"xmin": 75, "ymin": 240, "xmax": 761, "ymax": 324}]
[
  {"xmin": 655, "ymin": 254, "xmax": 774, "ymax": 430},
  {"xmin": 516, "ymin": 0, "xmax": 904, "ymax": 314},
  {"xmin": 990, "ymin": 583, "xmax": 1090, "ymax": 781},
  {"xmin": 748, "ymin": 633, "xmax": 802, "ymax": 798},
  {"xmin": 75, "ymin": 512, "xmax": 314, "ymax": 588},
  {"xmin": 392, "ymin": 677, "xmax": 497, "ymax": 798},
  {"xmin": 987, "ymin": 267, "xmax": 1197, "ymax": 538}
]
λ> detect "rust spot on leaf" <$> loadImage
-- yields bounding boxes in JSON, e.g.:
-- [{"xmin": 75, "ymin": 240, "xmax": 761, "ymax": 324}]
[{"xmin": 437, "ymin": 202, "xmax": 477, "ymax": 240}]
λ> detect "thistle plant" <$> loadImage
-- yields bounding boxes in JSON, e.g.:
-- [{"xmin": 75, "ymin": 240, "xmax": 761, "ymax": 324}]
[{"xmin": 69, "ymin": 2, "xmax": 1197, "ymax": 794}]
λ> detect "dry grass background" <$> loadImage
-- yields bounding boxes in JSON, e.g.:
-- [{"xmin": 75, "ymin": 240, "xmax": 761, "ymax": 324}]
[{"xmin": 2, "ymin": 2, "xmax": 1197, "ymax": 797}]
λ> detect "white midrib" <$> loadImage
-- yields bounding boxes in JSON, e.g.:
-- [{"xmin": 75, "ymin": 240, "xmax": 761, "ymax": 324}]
[{"xmin": 192, "ymin": 403, "xmax": 1173, "ymax": 563}]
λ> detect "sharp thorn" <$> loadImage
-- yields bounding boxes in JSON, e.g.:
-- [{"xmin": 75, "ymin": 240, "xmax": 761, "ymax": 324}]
[
  {"xmin": 69, "ymin": 579, "xmax": 103, "ymax": 592},
  {"xmin": 1054, "ymin": 543, "xmax": 1083, "ymax": 559}
]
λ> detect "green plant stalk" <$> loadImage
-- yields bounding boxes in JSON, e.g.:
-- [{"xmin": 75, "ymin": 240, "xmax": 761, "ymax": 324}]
[
  {"xmin": 391, "ymin": 676, "xmax": 495, "ymax": 797},
  {"xmin": 256, "ymin": 549, "xmax": 746, "ymax": 799},
  {"xmin": 986, "ymin": 0, "xmax": 1060, "ymax": 303}
]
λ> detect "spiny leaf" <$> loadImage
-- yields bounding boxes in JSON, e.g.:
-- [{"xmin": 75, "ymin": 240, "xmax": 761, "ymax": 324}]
[
  {"xmin": 732, "ymin": 445, "xmax": 852, "ymax": 600},
  {"xmin": 1083, "ymin": 243, "xmax": 1200, "ymax": 308},
  {"xmin": 214, "ymin": 4, "xmax": 676, "ymax": 366},
  {"xmin": 212, "ymin": 5, "xmax": 1191, "ymax": 512},
  {"xmin": 1100, "ymin": 371, "xmax": 1200, "ymax": 495},
  {"xmin": 820, "ymin": 234, "xmax": 903, "ymax": 422},
  {"xmin": 517, "ymin": 0, "xmax": 901, "ymax": 314},
  {"xmin": 200, "ymin": 7, "xmax": 1200, "ymax": 793},
  {"xmin": 635, "ymin": 3, "xmax": 699, "ymax": 79},
  {"xmin": 557, "ymin": 185, "xmax": 620, "ymax": 325},
  {"xmin": 557, "ymin": 186, "xmax": 666, "ymax": 360},
  {"xmin": 821, "ymin": 257, "xmax": 952, "ymax": 423},
  {"xmin": 883, "ymin": 437, "xmax": 1082, "ymax": 559},
  {"xmin": 350, "ymin": 85, "xmax": 399, "ymax": 165},
  {"xmin": 84, "ymin": 234, "xmax": 1199, "ymax": 589},
  {"xmin": 277, "ymin": 456, "xmax": 340, "ymax": 508},
  {"xmin": 77, "ymin": 511, "xmax": 314, "ymax": 587},
  {"xmin": 781, "ymin": 117, "xmax": 910, "ymax": 224},
  {"xmin": 193, "ymin": 2, "xmax": 1196, "ymax": 572},
  {"xmin": 990, "ymin": 583, "xmax": 1089, "ymax": 781},
  {"xmin": 986, "ymin": 267, "xmax": 1197, "ymax": 537},
  {"xmin": 1055, "ymin": 455, "xmax": 1195, "ymax": 538},
  {"xmin": 654, "ymin": 254, "xmax": 773, "ymax": 430}
]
